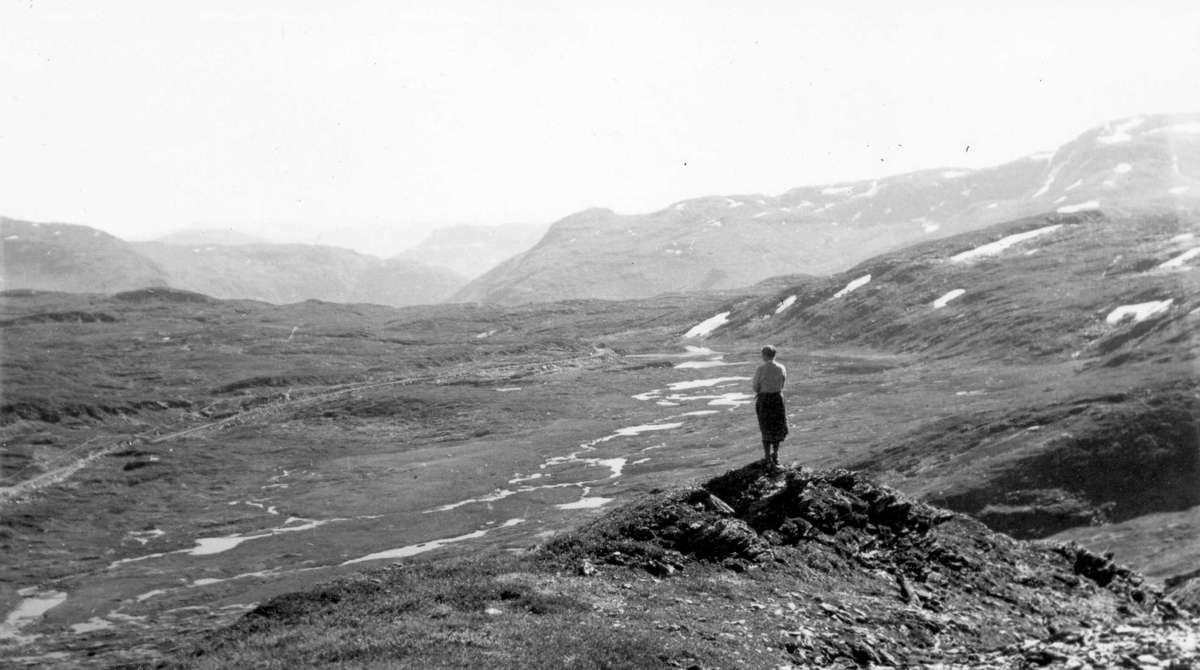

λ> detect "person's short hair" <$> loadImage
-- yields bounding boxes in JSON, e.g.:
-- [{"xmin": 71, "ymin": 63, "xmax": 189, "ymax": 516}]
[{"xmin": 761, "ymin": 345, "xmax": 777, "ymax": 359}]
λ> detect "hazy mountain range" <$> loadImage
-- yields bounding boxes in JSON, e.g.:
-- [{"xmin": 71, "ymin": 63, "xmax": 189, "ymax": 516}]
[
  {"xmin": 0, "ymin": 220, "xmax": 468, "ymax": 307},
  {"xmin": 3, "ymin": 114, "xmax": 1197, "ymax": 309}
]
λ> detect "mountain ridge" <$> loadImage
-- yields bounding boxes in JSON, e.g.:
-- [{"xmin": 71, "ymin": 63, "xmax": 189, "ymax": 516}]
[{"xmin": 453, "ymin": 113, "xmax": 1200, "ymax": 305}]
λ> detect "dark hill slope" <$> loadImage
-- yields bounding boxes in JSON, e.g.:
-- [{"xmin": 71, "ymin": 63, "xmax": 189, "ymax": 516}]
[
  {"xmin": 0, "ymin": 218, "xmax": 169, "ymax": 293},
  {"xmin": 163, "ymin": 464, "xmax": 1192, "ymax": 670},
  {"xmin": 453, "ymin": 113, "xmax": 1200, "ymax": 304}
]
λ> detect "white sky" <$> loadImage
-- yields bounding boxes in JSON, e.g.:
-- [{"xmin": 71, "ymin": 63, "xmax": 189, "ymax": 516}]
[{"xmin": 3, "ymin": 0, "xmax": 1199, "ymax": 250}]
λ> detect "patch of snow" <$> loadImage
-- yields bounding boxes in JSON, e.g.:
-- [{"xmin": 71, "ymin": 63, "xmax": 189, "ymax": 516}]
[
  {"xmin": 1, "ymin": 590, "xmax": 68, "ymax": 642},
  {"xmin": 923, "ymin": 222, "xmax": 940, "ymax": 233},
  {"xmin": 933, "ymin": 289, "xmax": 966, "ymax": 308},
  {"xmin": 70, "ymin": 617, "xmax": 114, "ymax": 634},
  {"xmin": 1169, "ymin": 233, "xmax": 1195, "ymax": 243},
  {"xmin": 3, "ymin": 235, "xmax": 17, "ymax": 240},
  {"xmin": 725, "ymin": 198, "xmax": 744, "ymax": 208},
  {"xmin": 1053, "ymin": 196, "xmax": 1067, "ymax": 204},
  {"xmin": 1033, "ymin": 160, "xmax": 1066, "ymax": 198},
  {"xmin": 775, "ymin": 295, "xmax": 797, "ymax": 314},
  {"xmin": 656, "ymin": 400, "xmax": 680, "ymax": 406},
  {"xmin": 1096, "ymin": 116, "xmax": 1145, "ymax": 144},
  {"xmin": 613, "ymin": 422, "xmax": 685, "ymax": 437},
  {"xmin": 1169, "ymin": 186, "xmax": 1189, "ymax": 195},
  {"xmin": 822, "ymin": 185, "xmax": 852, "ymax": 196},
  {"xmin": 674, "ymin": 202, "xmax": 688, "ymax": 210},
  {"xmin": 987, "ymin": 203, "xmax": 999, "ymax": 209},
  {"xmin": 851, "ymin": 180, "xmax": 881, "ymax": 199},
  {"xmin": 558, "ymin": 495, "xmax": 612, "ymax": 510},
  {"xmin": 430, "ymin": 489, "xmax": 519, "ymax": 512},
  {"xmin": 1159, "ymin": 248, "xmax": 1200, "ymax": 269},
  {"xmin": 343, "ymin": 519, "xmax": 524, "ymax": 564},
  {"xmin": 832, "ymin": 274, "xmax": 871, "ymax": 298},
  {"xmin": 684, "ymin": 312, "xmax": 730, "ymax": 338},
  {"xmin": 675, "ymin": 360, "xmax": 747, "ymax": 369},
  {"xmin": 752, "ymin": 212, "xmax": 769, "ymax": 219},
  {"xmin": 475, "ymin": 330, "xmax": 497, "ymax": 339},
  {"xmin": 53, "ymin": 231, "xmax": 61, "ymax": 236},
  {"xmin": 667, "ymin": 377, "xmax": 750, "ymax": 391},
  {"xmin": 707, "ymin": 392, "xmax": 755, "ymax": 407},
  {"xmin": 852, "ymin": 212, "xmax": 862, "ymax": 221},
  {"xmin": 961, "ymin": 189, "xmax": 972, "ymax": 197},
  {"xmin": 952, "ymin": 225, "xmax": 1062, "ymax": 262},
  {"xmin": 1028, "ymin": 151, "xmax": 1054, "ymax": 161},
  {"xmin": 665, "ymin": 249, "xmax": 683, "ymax": 255},
  {"xmin": 189, "ymin": 518, "xmax": 330, "ymax": 555},
  {"xmin": 496, "ymin": 387, "xmax": 522, "ymax": 392},
  {"xmin": 1113, "ymin": 163, "xmax": 1132, "ymax": 174},
  {"xmin": 1147, "ymin": 122, "xmax": 1200, "ymax": 135},
  {"xmin": 1057, "ymin": 201, "xmax": 1100, "ymax": 214},
  {"xmin": 1106, "ymin": 299, "xmax": 1174, "ymax": 324},
  {"xmin": 679, "ymin": 410, "xmax": 720, "ymax": 416},
  {"xmin": 1064, "ymin": 179, "xmax": 1083, "ymax": 191},
  {"xmin": 942, "ymin": 170, "xmax": 971, "ymax": 179},
  {"xmin": 509, "ymin": 473, "xmax": 543, "ymax": 484},
  {"xmin": 710, "ymin": 221, "xmax": 722, "ymax": 227},
  {"xmin": 127, "ymin": 529, "xmax": 166, "ymax": 544}
]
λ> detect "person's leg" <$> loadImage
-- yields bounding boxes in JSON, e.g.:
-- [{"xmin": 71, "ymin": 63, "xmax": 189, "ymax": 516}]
[
  {"xmin": 770, "ymin": 442, "xmax": 780, "ymax": 465},
  {"xmin": 762, "ymin": 441, "xmax": 772, "ymax": 461}
]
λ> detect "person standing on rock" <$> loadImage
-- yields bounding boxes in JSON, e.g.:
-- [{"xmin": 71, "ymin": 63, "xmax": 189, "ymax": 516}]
[{"xmin": 752, "ymin": 345, "xmax": 788, "ymax": 466}]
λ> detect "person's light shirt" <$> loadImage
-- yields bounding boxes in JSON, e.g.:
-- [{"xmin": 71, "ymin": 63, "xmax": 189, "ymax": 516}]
[{"xmin": 752, "ymin": 360, "xmax": 786, "ymax": 394}]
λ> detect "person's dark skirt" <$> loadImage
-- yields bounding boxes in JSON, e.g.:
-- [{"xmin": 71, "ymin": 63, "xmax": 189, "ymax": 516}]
[{"xmin": 755, "ymin": 392, "xmax": 788, "ymax": 442}]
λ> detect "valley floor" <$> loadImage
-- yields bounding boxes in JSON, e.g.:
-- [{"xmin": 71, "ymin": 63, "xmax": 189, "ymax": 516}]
[{"xmin": 0, "ymin": 290, "xmax": 1196, "ymax": 667}]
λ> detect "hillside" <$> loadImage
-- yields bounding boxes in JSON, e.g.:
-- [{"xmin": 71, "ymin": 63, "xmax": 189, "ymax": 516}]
[
  {"xmin": 453, "ymin": 113, "xmax": 1200, "ymax": 305},
  {"xmin": 687, "ymin": 207, "xmax": 1200, "ymax": 567},
  {"xmin": 395, "ymin": 223, "xmax": 550, "ymax": 279},
  {"xmin": 0, "ymin": 218, "xmax": 468, "ymax": 307},
  {"xmin": 134, "ymin": 241, "xmax": 467, "ymax": 306},
  {"xmin": 0, "ymin": 218, "xmax": 170, "ymax": 293}
]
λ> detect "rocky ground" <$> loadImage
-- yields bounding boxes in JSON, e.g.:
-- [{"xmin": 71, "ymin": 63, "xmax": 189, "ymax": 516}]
[{"xmin": 145, "ymin": 463, "xmax": 1200, "ymax": 669}]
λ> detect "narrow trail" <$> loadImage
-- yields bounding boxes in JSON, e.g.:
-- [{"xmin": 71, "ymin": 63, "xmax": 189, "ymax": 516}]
[{"xmin": 0, "ymin": 351, "xmax": 607, "ymax": 503}]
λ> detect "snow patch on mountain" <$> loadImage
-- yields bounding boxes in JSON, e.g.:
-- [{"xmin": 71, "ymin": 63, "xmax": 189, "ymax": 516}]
[
  {"xmin": 1058, "ymin": 201, "xmax": 1100, "ymax": 214},
  {"xmin": 1106, "ymin": 299, "xmax": 1173, "ymax": 324},
  {"xmin": 1033, "ymin": 160, "xmax": 1067, "ymax": 198},
  {"xmin": 952, "ymin": 225, "xmax": 1062, "ymax": 262},
  {"xmin": 684, "ymin": 312, "xmax": 730, "ymax": 338},
  {"xmin": 1147, "ymin": 122, "xmax": 1200, "ymax": 135},
  {"xmin": 1097, "ymin": 117, "xmax": 1145, "ymax": 144},
  {"xmin": 1159, "ymin": 247, "xmax": 1200, "ymax": 269},
  {"xmin": 775, "ymin": 295, "xmax": 797, "ymax": 314},
  {"xmin": 933, "ymin": 289, "xmax": 966, "ymax": 308},
  {"xmin": 833, "ymin": 274, "xmax": 871, "ymax": 298}
]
